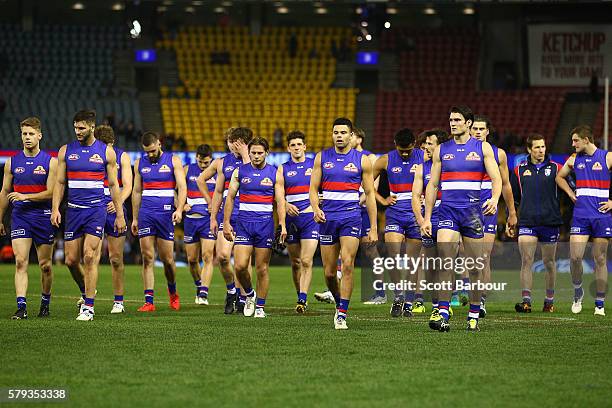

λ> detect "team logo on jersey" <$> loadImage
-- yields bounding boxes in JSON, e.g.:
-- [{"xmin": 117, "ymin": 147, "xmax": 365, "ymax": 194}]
[
  {"xmin": 391, "ymin": 166, "xmax": 402, "ymax": 173},
  {"xmin": 323, "ymin": 162, "xmax": 334, "ymax": 169},
  {"xmin": 33, "ymin": 165, "xmax": 47, "ymax": 175},
  {"xmin": 465, "ymin": 152, "xmax": 481, "ymax": 161},
  {"xmin": 261, "ymin": 177, "xmax": 273, "ymax": 186},
  {"xmin": 545, "ymin": 168, "xmax": 551, "ymax": 177},
  {"xmin": 592, "ymin": 162, "xmax": 603, "ymax": 171},
  {"xmin": 89, "ymin": 154, "xmax": 103, "ymax": 164},
  {"xmin": 141, "ymin": 167, "xmax": 151, "ymax": 173},
  {"xmin": 224, "ymin": 166, "xmax": 235, "ymax": 173},
  {"xmin": 409, "ymin": 164, "xmax": 418, "ymax": 173},
  {"xmin": 241, "ymin": 177, "xmax": 252, "ymax": 184},
  {"xmin": 189, "ymin": 176, "xmax": 197, "ymax": 181},
  {"xmin": 343, "ymin": 163, "xmax": 358, "ymax": 173},
  {"xmin": 425, "ymin": 174, "xmax": 431, "ymax": 180},
  {"xmin": 287, "ymin": 171, "xmax": 297, "ymax": 177},
  {"xmin": 159, "ymin": 164, "xmax": 171, "ymax": 173},
  {"xmin": 576, "ymin": 163, "xmax": 586, "ymax": 170},
  {"xmin": 523, "ymin": 170, "xmax": 532, "ymax": 176},
  {"xmin": 68, "ymin": 154, "xmax": 79, "ymax": 161},
  {"xmin": 442, "ymin": 154, "xmax": 455, "ymax": 161},
  {"xmin": 305, "ymin": 168, "xmax": 313, "ymax": 176},
  {"xmin": 14, "ymin": 167, "xmax": 25, "ymax": 174}
]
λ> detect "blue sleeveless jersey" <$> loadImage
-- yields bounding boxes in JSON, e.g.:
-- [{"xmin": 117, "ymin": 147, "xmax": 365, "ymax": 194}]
[
  {"xmin": 65, "ymin": 139, "xmax": 107, "ymax": 208},
  {"xmin": 139, "ymin": 151, "xmax": 176, "ymax": 212},
  {"xmin": 321, "ymin": 147, "xmax": 363, "ymax": 220},
  {"xmin": 10, "ymin": 150, "xmax": 52, "ymax": 213},
  {"xmin": 221, "ymin": 153, "xmax": 245, "ymax": 218},
  {"xmin": 439, "ymin": 137, "xmax": 485, "ymax": 208},
  {"xmin": 480, "ymin": 144, "xmax": 500, "ymax": 202},
  {"xmin": 283, "ymin": 157, "xmax": 314, "ymax": 212},
  {"xmin": 423, "ymin": 159, "xmax": 442, "ymax": 207},
  {"xmin": 186, "ymin": 163, "xmax": 215, "ymax": 216},
  {"xmin": 573, "ymin": 148, "xmax": 610, "ymax": 219},
  {"xmin": 238, "ymin": 163, "xmax": 277, "ymax": 221},
  {"xmin": 103, "ymin": 146, "xmax": 125, "ymax": 204},
  {"xmin": 386, "ymin": 148, "xmax": 423, "ymax": 216}
]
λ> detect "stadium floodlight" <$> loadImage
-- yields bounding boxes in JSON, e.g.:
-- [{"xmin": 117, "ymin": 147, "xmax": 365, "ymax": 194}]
[
  {"xmin": 72, "ymin": 2, "xmax": 84, "ymax": 10},
  {"xmin": 361, "ymin": 21, "xmax": 368, "ymax": 27},
  {"xmin": 463, "ymin": 5, "xmax": 475, "ymax": 15},
  {"xmin": 185, "ymin": 6, "xmax": 195, "ymax": 13},
  {"xmin": 111, "ymin": 3, "xmax": 124, "ymax": 11},
  {"xmin": 423, "ymin": 6, "xmax": 436, "ymax": 15},
  {"xmin": 386, "ymin": 7, "xmax": 398, "ymax": 15},
  {"xmin": 384, "ymin": 21, "xmax": 391, "ymax": 29},
  {"xmin": 214, "ymin": 6, "xmax": 226, "ymax": 13},
  {"xmin": 365, "ymin": 34, "xmax": 372, "ymax": 41},
  {"xmin": 277, "ymin": 6, "xmax": 289, "ymax": 14},
  {"xmin": 315, "ymin": 7, "xmax": 328, "ymax": 14},
  {"xmin": 355, "ymin": 7, "xmax": 363, "ymax": 14},
  {"xmin": 357, "ymin": 36, "xmax": 363, "ymax": 42},
  {"xmin": 130, "ymin": 20, "xmax": 141, "ymax": 39}
]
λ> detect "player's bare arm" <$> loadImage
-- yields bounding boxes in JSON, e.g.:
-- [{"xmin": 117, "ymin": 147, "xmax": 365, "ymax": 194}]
[
  {"xmin": 483, "ymin": 141, "xmax": 502, "ymax": 215},
  {"xmin": 309, "ymin": 152, "xmax": 325, "ymax": 223},
  {"xmin": 131, "ymin": 158, "xmax": 143, "ymax": 236},
  {"xmin": 172, "ymin": 155, "xmax": 187, "ymax": 224},
  {"xmin": 275, "ymin": 166, "xmax": 287, "ymax": 243},
  {"xmin": 222, "ymin": 168, "xmax": 240, "ymax": 242},
  {"xmin": 555, "ymin": 155, "xmax": 576, "ymax": 202},
  {"xmin": 361, "ymin": 155, "xmax": 378, "ymax": 244},
  {"xmin": 51, "ymin": 145, "xmax": 67, "ymax": 227}
]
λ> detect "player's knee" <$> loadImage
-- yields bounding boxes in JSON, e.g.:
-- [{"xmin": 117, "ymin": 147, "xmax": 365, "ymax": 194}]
[
  {"xmin": 291, "ymin": 257, "xmax": 302, "ymax": 270},
  {"xmin": 142, "ymin": 253, "xmax": 155, "ymax": 267},
  {"xmin": 38, "ymin": 260, "xmax": 52, "ymax": 275},
  {"xmin": 301, "ymin": 257, "xmax": 313, "ymax": 270},
  {"xmin": 255, "ymin": 263, "xmax": 268, "ymax": 276},
  {"xmin": 15, "ymin": 256, "xmax": 28, "ymax": 272},
  {"xmin": 569, "ymin": 253, "xmax": 582, "ymax": 264},
  {"xmin": 593, "ymin": 251, "xmax": 607, "ymax": 266},
  {"xmin": 83, "ymin": 249, "xmax": 96, "ymax": 266},
  {"xmin": 109, "ymin": 255, "xmax": 123, "ymax": 269},
  {"xmin": 217, "ymin": 251, "xmax": 230, "ymax": 265}
]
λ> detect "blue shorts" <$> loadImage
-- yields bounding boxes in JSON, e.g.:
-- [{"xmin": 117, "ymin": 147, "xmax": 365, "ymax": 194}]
[
  {"xmin": 11, "ymin": 209, "xmax": 56, "ymax": 245},
  {"xmin": 518, "ymin": 226, "xmax": 560, "ymax": 243},
  {"xmin": 286, "ymin": 213, "xmax": 319, "ymax": 244},
  {"xmin": 218, "ymin": 211, "xmax": 239, "ymax": 232},
  {"xmin": 437, "ymin": 203, "xmax": 484, "ymax": 239},
  {"xmin": 319, "ymin": 216, "xmax": 361, "ymax": 246},
  {"xmin": 65, "ymin": 206, "xmax": 105, "ymax": 241},
  {"xmin": 138, "ymin": 210, "xmax": 175, "ymax": 241},
  {"xmin": 570, "ymin": 216, "xmax": 612, "ymax": 238},
  {"xmin": 235, "ymin": 218, "xmax": 274, "ymax": 248},
  {"xmin": 184, "ymin": 215, "xmax": 215, "ymax": 243},
  {"xmin": 105, "ymin": 206, "xmax": 127, "ymax": 238},
  {"xmin": 385, "ymin": 210, "xmax": 420, "ymax": 240},
  {"xmin": 360, "ymin": 207, "xmax": 370, "ymax": 238},
  {"xmin": 422, "ymin": 211, "xmax": 439, "ymax": 248},
  {"xmin": 483, "ymin": 212, "xmax": 498, "ymax": 235}
]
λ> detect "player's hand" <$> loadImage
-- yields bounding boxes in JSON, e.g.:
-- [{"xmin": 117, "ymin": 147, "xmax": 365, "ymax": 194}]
[
  {"xmin": 506, "ymin": 213, "xmax": 518, "ymax": 238},
  {"xmin": 599, "ymin": 200, "xmax": 612, "ymax": 213},
  {"xmin": 183, "ymin": 204, "xmax": 191, "ymax": 213},
  {"xmin": 384, "ymin": 195, "xmax": 397, "ymax": 206},
  {"xmin": 234, "ymin": 140, "xmax": 249, "ymax": 159},
  {"xmin": 131, "ymin": 219, "xmax": 139, "ymax": 236},
  {"xmin": 365, "ymin": 229, "xmax": 378, "ymax": 246},
  {"xmin": 172, "ymin": 210, "xmax": 182, "ymax": 224},
  {"xmin": 51, "ymin": 210, "xmax": 61, "ymax": 227},
  {"xmin": 106, "ymin": 201, "xmax": 116, "ymax": 214},
  {"xmin": 279, "ymin": 225, "xmax": 287, "ymax": 244},
  {"xmin": 7, "ymin": 192, "xmax": 26, "ymax": 202},
  {"xmin": 482, "ymin": 198, "xmax": 498, "ymax": 215},
  {"xmin": 114, "ymin": 214, "xmax": 127, "ymax": 234},
  {"xmin": 223, "ymin": 223, "xmax": 235, "ymax": 242},
  {"xmin": 313, "ymin": 208, "xmax": 326, "ymax": 223},
  {"xmin": 286, "ymin": 202, "xmax": 300, "ymax": 217},
  {"xmin": 210, "ymin": 216, "xmax": 219, "ymax": 236},
  {"xmin": 568, "ymin": 192, "xmax": 577, "ymax": 203},
  {"xmin": 0, "ymin": 223, "xmax": 5, "ymax": 236},
  {"xmin": 420, "ymin": 219, "xmax": 432, "ymax": 238}
]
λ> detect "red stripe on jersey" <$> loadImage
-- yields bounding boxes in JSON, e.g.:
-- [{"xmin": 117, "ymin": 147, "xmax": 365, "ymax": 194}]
[
  {"xmin": 482, "ymin": 174, "xmax": 491, "ymax": 181},
  {"xmin": 224, "ymin": 181, "xmax": 230, "ymax": 189},
  {"xmin": 143, "ymin": 181, "xmax": 176, "ymax": 190},
  {"xmin": 239, "ymin": 194, "xmax": 273, "ymax": 203},
  {"xmin": 576, "ymin": 179, "xmax": 610, "ymax": 189},
  {"xmin": 286, "ymin": 185, "xmax": 309, "ymax": 194},
  {"xmin": 103, "ymin": 180, "xmax": 123, "ymax": 187},
  {"xmin": 441, "ymin": 171, "xmax": 484, "ymax": 181},
  {"xmin": 13, "ymin": 184, "xmax": 46, "ymax": 193},
  {"xmin": 187, "ymin": 190, "xmax": 202, "ymax": 198},
  {"xmin": 389, "ymin": 183, "xmax": 412, "ymax": 192},
  {"xmin": 322, "ymin": 181, "xmax": 360, "ymax": 191},
  {"xmin": 67, "ymin": 171, "xmax": 104, "ymax": 180}
]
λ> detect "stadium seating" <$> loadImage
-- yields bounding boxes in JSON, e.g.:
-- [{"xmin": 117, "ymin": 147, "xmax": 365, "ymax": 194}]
[
  {"xmin": 157, "ymin": 26, "xmax": 357, "ymax": 151},
  {"xmin": 375, "ymin": 28, "xmax": 565, "ymax": 152},
  {"xmin": 0, "ymin": 24, "xmax": 142, "ymax": 149}
]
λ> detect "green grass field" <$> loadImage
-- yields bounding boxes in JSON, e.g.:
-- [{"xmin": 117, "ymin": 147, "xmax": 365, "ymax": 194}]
[{"xmin": 0, "ymin": 263, "xmax": 610, "ymax": 407}]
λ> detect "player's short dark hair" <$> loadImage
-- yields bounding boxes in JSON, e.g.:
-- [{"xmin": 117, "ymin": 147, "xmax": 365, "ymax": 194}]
[
  {"xmin": 286, "ymin": 130, "xmax": 306, "ymax": 145},
  {"xmin": 20, "ymin": 116, "xmax": 41, "ymax": 132},
  {"xmin": 94, "ymin": 125, "xmax": 115, "ymax": 144},
  {"xmin": 196, "ymin": 144, "xmax": 212, "ymax": 158},
  {"xmin": 228, "ymin": 127, "xmax": 253, "ymax": 144},
  {"xmin": 416, "ymin": 129, "xmax": 449, "ymax": 147},
  {"xmin": 394, "ymin": 128, "xmax": 415, "ymax": 147},
  {"xmin": 248, "ymin": 136, "xmax": 269, "ymax": 152},
  {"xmin": 449, "ymin": 105, "xmax": 474, "ymax": 125},
  {"xmin": 571, "ymin": 125, "xmax": 594, "ymax": 143},
  {"xmin": 353, "ymin": 127, "xmax": 365, "ymax": 141},
  {"xmin": 332, "ymin": 117, "xmax": 353, "ymax": 131},
  {"xmin": 526, "ymin": 133, "xmax": 545, "ymax": 149},
  {"xmin": 473, "ymin": 114, "xmax": 491, "ymax": 129},
  {"xmin": 141, "ymin": 131, "xmax": 160, "ymax": 147},
  {"xmin": 73, "ymin": 110, "xmax": 96, "ymax": 125}
]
